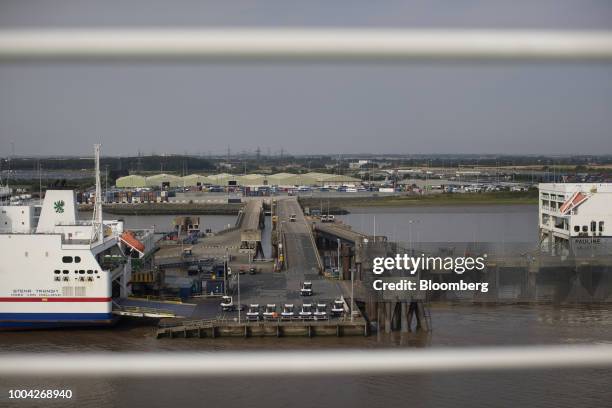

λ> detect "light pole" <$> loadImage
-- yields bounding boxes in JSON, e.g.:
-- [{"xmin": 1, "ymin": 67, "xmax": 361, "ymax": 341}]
[
  {"xmin": 179, "ymin": 224, "xmax": 183, "ymax": 255},
  {"xmin": 237, "ymin": 265, "xmax": 241, "ymax": 323},
  {"xmin": 249, "ymin": 242, "xmax": 252, "ymax": 269},
  {"xmin": 104, "ymin": 164, "xmax": 109, "ymax": 203},
  {"xmin": 336, "ymin": 238, "xmax": 341, "ymax": 278},
  {"xmin": 373, "ymin": 215, "xmax": 376, "ymax": 240},
  {"xmin": 351, "ymin": 266, "xmax": 354, "ymax": 322},
  {"xmin": 408, "ymin": 220, "xmax": 413, "ymax": 254},
  {"xmin": 223, "ymin": 247, "xmax": 228, "ymax": 296}
]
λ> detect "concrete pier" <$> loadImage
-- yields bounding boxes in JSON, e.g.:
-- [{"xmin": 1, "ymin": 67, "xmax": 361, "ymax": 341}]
[{"xmin": 156, "ymin": 318, "xmax": 368, "ymax": 339}]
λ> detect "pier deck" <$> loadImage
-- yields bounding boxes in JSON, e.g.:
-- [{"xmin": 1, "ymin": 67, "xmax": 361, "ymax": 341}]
[{"xmin": 156, "ymin": 316, "xmax": 368, "ymax": 338}]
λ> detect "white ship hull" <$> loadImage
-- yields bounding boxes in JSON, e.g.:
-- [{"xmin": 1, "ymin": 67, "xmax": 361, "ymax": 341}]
[
  {"xmin": 0, "ymin": 146, "xmax": 154, "ymax": 330},
  {"xmin": 0, "ymin": 229, "xmax": 115, "ymax": 330}
]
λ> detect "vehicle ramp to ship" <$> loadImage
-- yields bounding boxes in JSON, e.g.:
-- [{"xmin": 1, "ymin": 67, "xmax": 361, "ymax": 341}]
[
  {"xmin": 112, "ymin": 298, "xmax": 196, "ymax": 319},
  {"xmin": 314, "ymin": 221, "xmax": 371, "ymax": 245},
  {"xmin": 114, "ymin": 228, "xmax": 157, "ymax": 299},
  {"xmin": 239, "ymin": 200, "xmax": 265, "ymax": 257},
  {"xmin": 277, "ymin": 198, "xmax": 324, "ymax": 274}
]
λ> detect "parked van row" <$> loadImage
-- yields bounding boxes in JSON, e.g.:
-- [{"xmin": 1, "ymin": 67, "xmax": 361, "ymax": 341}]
[{"xmin": 219, "ymin": 297, "xmax": 347, "ymax": 321}]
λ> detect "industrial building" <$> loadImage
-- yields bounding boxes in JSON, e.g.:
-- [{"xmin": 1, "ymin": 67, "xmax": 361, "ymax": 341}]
[
  {"xmin": 115, "ymin": 172, "xmax": 360, "ymax": 189},
  {"xmin": 539, "ymin": 183, "xmax": 612, "ymax": 256},
  {"xmin": 115, "ymin": 174, "xmax": 146, "ymax": 188}
]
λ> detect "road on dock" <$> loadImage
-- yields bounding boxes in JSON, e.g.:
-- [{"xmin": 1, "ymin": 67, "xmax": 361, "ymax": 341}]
[{"xmin": 276, "ymin": 198, "xmax": 338, "ymax": 300}]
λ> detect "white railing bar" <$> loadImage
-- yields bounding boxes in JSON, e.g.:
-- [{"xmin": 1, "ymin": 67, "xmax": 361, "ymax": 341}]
[
  {"xmin": 2, "ymin": 345, "xmax": 612, "ymax": 377},
  {"xmin": 0, "ymin": 29, "xmax": 612, "ymax": 61}
]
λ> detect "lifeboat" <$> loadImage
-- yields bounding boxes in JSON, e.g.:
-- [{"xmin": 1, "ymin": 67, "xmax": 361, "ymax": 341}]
[{"xmin": 120, "ymin": 230, "xmax": 145, "ymax": 254}]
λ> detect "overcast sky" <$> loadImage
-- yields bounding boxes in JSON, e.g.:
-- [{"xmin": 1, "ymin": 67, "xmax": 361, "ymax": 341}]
[{"xmin": 1, "ymin": 0, "xmax": 612, "ymax": 157}]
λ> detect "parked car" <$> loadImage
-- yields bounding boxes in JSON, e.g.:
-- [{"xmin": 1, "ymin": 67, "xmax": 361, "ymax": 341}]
[
  {"xmin": 263, "ymin": 304, "xmax": 278, "ymax": 320},
  {"xmin": 299, "ymin": 303, "xmax": 313, "ymax": 319},
  {"xmin": 289, "ymin": 214, "xmax": 297, "ymax": 222},
  {"xmin": 320, "ymin": 215, "xmax": 335, "ymax": 223},
  {"xmin": 314, "ymin": 303, "xmax": 328, "ymax": 320},
  {"xmin": 220, "ymin": 296, "xmax": 234, "ymax": 312},
  {"xmin": 331, "ymin": 298, "xmax": 345, "ymax": 317},
  {"xmin": 246, "ymin": 304, "xmax": 261, "ymax": 321},
  {"xmin": 281, "ymin": 304, "xmax": 296, "ymax": 320},
  {"xmin": 300, "ymin": 281, "xmax": 313, "ymax": 296}
]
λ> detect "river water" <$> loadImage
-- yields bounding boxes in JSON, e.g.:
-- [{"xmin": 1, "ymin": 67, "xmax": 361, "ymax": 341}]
[
  {"xmin": 1, "ymin": 205, "xmax": 611, "ymax": 407},
  {"xmin": 338, "ymin": 204, "xmax": 539, "ymax": 243}
]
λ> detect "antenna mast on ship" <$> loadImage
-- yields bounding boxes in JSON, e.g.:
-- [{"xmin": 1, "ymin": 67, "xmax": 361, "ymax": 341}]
[{"xmin": 91, "ymin": 144, "xmax": 103, "ymax": 243}]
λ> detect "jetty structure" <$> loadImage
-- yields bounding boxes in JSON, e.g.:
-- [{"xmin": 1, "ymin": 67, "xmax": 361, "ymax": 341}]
[{"xmin": 155, "ymin": 180, "xmax": 612, "ymax": 339}]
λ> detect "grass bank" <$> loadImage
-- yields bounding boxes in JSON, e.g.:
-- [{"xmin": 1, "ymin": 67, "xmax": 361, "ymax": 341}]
[{"xmin": 299, "ymin": 191, "xmax": 538, "ymax": 211}]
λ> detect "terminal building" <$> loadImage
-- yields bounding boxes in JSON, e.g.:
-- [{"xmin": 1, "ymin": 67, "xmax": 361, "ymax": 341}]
[{"xmin": 539, "ymin": 183, "xmax": 612, "ymax": 256}]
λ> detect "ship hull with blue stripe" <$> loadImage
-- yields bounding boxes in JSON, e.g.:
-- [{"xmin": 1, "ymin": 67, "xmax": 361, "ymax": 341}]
[{"xmin": 0, "ymin": 313, "xmax": 117, "ymax": 330}]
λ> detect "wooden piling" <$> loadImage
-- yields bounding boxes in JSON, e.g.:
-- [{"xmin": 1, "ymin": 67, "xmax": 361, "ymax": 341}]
[
  {"xmin": 384, "ymin": 302, "xmax": 392, "ymax": 334},
  {"xmin": 401, "ymin": 302, "xmax": 409, "ymax": 333}
]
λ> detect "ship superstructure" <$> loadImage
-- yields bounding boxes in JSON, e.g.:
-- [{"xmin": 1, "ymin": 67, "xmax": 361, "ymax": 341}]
[
  {"xmin": 0, "ymin": 145, "xmax": 152, "ymax": 329},
  {"xmin": 539, "ymin": 183, "xmax": 612, "ymax": 257}
]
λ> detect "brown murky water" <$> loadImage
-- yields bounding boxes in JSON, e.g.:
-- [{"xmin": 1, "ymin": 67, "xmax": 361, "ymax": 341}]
[{"xmin": 1, "ymin": 304, "xmax": 611, "ymax": 408}]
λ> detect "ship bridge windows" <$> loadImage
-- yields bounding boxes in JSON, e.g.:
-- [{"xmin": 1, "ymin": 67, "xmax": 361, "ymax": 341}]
[
  {"xmin": 553, "ymin": 216, "xmax": 567, "ymax": 230},
  {"xmin": 600, "ymin": 221, "xmax": 605, "ymax": 233},
  {"xmin": 582, "ymin": 225, "xmax": 588, "ymax": 233},
  {"xmin": 75, "ymin": 256, "xmax": 81, "ymax": 263},
  {"xmin": 54, "ymin": 270, "xmax": 61, "ymax": 274},
  {"xmin": 574, "ymin": 226, "xmax": 580, "ymax": 233},
  {"xmin": 591, "ymin": 221, "xmax": 597, "ymax": 233},
  {"xmin": 62, "ymin": 256, "xmax": 73, "ymax": 263}
]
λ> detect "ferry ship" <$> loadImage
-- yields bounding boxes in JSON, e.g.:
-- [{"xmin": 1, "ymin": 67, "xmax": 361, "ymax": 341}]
[
  {"xmin": 0, "ymin": 145, "xmax": 149, "ymax": 330},
  {"xmin": 539, "ymin": 183, "xmax": 612, "ymax": 257}
]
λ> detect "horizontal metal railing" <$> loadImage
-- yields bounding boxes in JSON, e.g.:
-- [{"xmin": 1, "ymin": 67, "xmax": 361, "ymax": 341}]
[
  {"xmin": 1, "ymin": 345, "xmax": 612, "ymax": 377},
  {"xmin": 1, "ymin": 28, "xmax": 611, "ymax": 378},
  {"xmin": 0, "ymin": 29, "xmax": 612, "ymax": 62}
]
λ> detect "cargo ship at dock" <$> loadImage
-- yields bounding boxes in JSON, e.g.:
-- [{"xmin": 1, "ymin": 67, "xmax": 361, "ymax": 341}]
[{"xmin": 0, "ymin": 145, "xmax": 154, "ymax": 330}]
